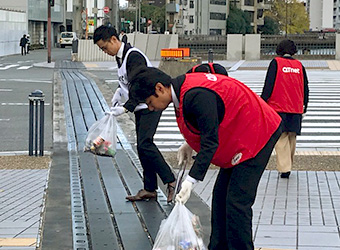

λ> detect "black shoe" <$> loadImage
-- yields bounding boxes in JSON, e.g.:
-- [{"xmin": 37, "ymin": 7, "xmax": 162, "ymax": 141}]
[
  {"xmin": 280, "ymin": 172, "xmax": 291, "ymax": 178},
  {"xmin": 126, "ymin": 189, "xmax": 157, "ymax": 201}
]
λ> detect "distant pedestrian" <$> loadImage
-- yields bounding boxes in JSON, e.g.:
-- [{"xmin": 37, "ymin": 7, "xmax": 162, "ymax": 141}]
[
  {"xmin": 19, "ymin": 34, "xmax": 28, "ymax": 56},
  {"xmin": 261, "ymin": 39, "xmax": 309, "ymax": 178},
  {"xmin": 26, "ymin": 34, "xmax": 31, "ymax": 54}
]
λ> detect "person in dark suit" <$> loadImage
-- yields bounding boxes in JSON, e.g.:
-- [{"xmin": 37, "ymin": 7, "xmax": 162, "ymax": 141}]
[
  {"xmin": 93, "ymin": 25, "xmax": 176, "ymax": 202},
  {"xmin": 19, "ymin": 34, "xmax": 28, "ymax": 56}
]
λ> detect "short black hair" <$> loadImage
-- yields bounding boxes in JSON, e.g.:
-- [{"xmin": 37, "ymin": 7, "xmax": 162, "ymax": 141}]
[
  {"xmin": 93, "ymin": 25, "xmax": 119, "ymax": 44},
  {"xmin": 128, "ymin": 67, "xmax": 172, "ymax": 103},
  {"xmin": 187, "ymin": 63, "xmax": 228, "ymax": 76},
  {"xmin": 276, "ymin": 39, "xmax": 297, "ymax": 56}
]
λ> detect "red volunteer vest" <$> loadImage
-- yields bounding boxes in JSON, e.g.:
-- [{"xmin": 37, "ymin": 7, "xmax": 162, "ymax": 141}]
[
  {"xmin": 176, "ymin": 73, "xmax": 281, "ymax": 168},
  {"xmin": 267, "ymin": 57, "xmax": 304, "ymax": 114}
]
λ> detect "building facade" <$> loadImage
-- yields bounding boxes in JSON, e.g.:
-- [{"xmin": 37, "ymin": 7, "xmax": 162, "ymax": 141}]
[
  {"xmin": 306, "ymin": 0, "xmax": 333, "ymax": 31},
  {"xmin": 166, "ymin": 0, "xmax": 229, "ymax": 35},
  {"xmin": 0, "ymin": 0, "xmax": 65, "ymax": 47},
  {"xmin": 333, "ymin": 0, "xmax": 340, "ymax": 30}
]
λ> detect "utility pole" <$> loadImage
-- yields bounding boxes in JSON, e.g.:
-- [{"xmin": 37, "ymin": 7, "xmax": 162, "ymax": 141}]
[
  {"xmin": 47, "ymin": 0, "xmax": 51, "ymax": 63},
  {"xmin": 94, "ymin": 0, "xmax": 98, "ymax": 29},
  {"xmin": 135, "ymin": 0, "xmax": 138, "ymax": 32},
  {"xmin": 138, "ymin": 0, "xmax": 141, "ymax": 32},
  {"xmin": 285, "ymin": 0, "xmax": 288, "ymax": 37}
]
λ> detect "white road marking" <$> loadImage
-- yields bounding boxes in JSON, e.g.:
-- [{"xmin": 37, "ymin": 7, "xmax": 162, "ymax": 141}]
[
  {"xmin": 17, "ymin": 66, "xmax": 32, "ymax": 70},
  {"xmin": 0, "ymin": 119, "xmax": 10, "ymax": 121},
  {"xmin": 0, "ymin": 89, "xmax": 12, "ymax": 92},
  {"xmin": 0, "ymin": 79, "xmax": 52, "ymax": 83},
  {"xmin": 1, "ymin": 103, "xmax": 50, "ymax": 106},
  {"xmin": 0, "ymin": 64, "xmax": 19, "ymax": 70}
]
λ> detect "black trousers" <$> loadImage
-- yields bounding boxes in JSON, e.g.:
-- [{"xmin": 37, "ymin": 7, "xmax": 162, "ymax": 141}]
[
  {"xmin": 135, "ymin": 109, "xmax": 175, "ymax": 192},
  {"xmin": 208, "ymin": 125, "xmax": 282, "ymax": 250},
  {"xmin": 21, "ymin": 46, "xmax": 26, "ymax": 55}
]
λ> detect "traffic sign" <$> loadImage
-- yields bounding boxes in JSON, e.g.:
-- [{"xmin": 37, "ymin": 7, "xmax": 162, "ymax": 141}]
[{"xmin": 103, "ymin": 6, "xmax": 110, "ymax": 13}]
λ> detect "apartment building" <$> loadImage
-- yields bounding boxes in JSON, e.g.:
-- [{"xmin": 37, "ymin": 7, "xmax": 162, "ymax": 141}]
[
  {"xmin": 333, "ymin": 0, "xmax": 340, "ymax": 29},
  {"xmin": 166, "ymin": 0, "xmax": 229, "ymax": 35},
  {"xmin": 306, "ymin": 0, "xmax": 333, "ymax": 31}
]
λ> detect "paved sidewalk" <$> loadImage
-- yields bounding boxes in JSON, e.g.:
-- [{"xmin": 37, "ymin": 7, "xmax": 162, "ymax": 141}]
[
  {"xmin": 193, "ymin": 169, "xmax": 340, "ymax": 250},
  {"xmin": 0, "ymin": 169, "xmax": 48, "ymax": 250}
]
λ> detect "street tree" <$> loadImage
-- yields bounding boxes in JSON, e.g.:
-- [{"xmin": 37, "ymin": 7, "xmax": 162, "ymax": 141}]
[
  {"xmin": 227, "ymin": 6, "xmax": 253, "ymax": 34},
  {"xmin": 265, "ymin": 0, "xmax": 309, "ymax": 34},
  {"xmin": 141, "ymin": 4, "xmax": 165, "ymax": 33},
  {"xmin": 258, "ymin": 16, "xmax": 280, "ymax": 35}
]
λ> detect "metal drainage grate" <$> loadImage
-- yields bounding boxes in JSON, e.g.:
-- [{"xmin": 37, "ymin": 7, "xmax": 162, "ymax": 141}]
[{"xmin": 62, "ymin": 76, "xmax": 89, "ymax": 250}]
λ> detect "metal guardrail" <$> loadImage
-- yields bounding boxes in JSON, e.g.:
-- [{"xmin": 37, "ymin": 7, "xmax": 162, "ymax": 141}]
[
  {"xmin": 261, "ymin": 34, "xmax": 336, "ymax": 58},
  {"xmin": 179, "ymin": 35, "xmax": 228, "ymax": 54},
  {"xmin": 179, "ymin": 34, "xmax": 337, "ymax": 59}
]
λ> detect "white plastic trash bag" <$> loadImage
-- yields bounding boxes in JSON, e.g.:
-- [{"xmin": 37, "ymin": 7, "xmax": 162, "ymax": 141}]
[
  {"xmin": 153, "ymin": 203, "xmax": 207, "ymax": 250},
  {"xmin": 84, "ymin": 113, "xmax": 117, "ymax": 157}
]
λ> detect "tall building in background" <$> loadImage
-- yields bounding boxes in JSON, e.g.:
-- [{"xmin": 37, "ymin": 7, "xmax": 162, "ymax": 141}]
[
  {"xmin": 333, "ymin": 0, "xmax": 340, "ymax": 30},
  {"xmin": 166, "ymin": 0, "xmax": 229, "ymax": 35},
  {"xmin": 306, "ymin": 0, "xmax": 333, "ymax": 31}
]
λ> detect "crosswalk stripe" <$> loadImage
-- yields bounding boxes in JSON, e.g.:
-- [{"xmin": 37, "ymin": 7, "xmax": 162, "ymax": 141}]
[{"xmin": 0, "ymin": 64, "xmax": 33, "ymax": 70}]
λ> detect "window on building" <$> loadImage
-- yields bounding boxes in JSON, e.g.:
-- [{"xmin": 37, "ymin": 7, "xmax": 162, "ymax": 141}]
[
  {"xmin": 189, "ymin": 16, "xmax": 194, "ymax": 23},
  {"xmin": 244, "ymin": 0, "xmax": 254, "ymax": 6},
  {"xmin": 210, "ymin": 12, "xmax": 226, "ymax": 20},
  {"xmin": 244, "ymin": 10, "xmax": 254, "ymax": 22},
  {"xmin": 210, "ymin": 0, "xmax": 226, "ymax": 5},
  {"xmin": 210, "ymin": 29, "xmax": 222, "ymax": 35},
  {"xmin": 190, "ymin": 0, "xmax": 194, "ymax": 8},
  {"xmin": 257, "ymin": 9, "xmax": 263, "ymax": 19}
]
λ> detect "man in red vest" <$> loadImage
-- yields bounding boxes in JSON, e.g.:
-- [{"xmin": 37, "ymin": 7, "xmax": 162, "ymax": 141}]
[
  {"xmin": 128, "ymin": 66, "xmax": 282, "ymax": 250},
  {"xmin": 261, "ymin": 39, "xmax": 309, "ymax": 179}
]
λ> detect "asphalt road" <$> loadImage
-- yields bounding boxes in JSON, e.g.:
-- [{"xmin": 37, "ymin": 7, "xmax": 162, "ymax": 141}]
[{"xmin": 0, "ymin": 48, "xmax": 71, "ymax": 153}]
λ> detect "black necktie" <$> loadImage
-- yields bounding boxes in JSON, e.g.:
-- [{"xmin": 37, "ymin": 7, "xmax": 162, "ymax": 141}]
[{"xmin": 116, "ymin": 56, "xmax": 121, "ymax": 68}]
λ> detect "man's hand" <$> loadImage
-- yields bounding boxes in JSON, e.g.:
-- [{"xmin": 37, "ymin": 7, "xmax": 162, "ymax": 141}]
[
  {"xmin": 111, "ymin": 88, "xmax": 123, "ymax": 107},
  {"xmin": 110, "ymin": 106, "xmax": 127, "ymax": 116},
  {"xmin": 175, "ymin": 180, "xmax": 193, "ymax": 204},
  {"xmin": 177, "ymin": 142, "xmax": 193, "ymax": 166},
  {"xmin": 302, "ymin": 113, "xmax": 306, "ymax": 119}
]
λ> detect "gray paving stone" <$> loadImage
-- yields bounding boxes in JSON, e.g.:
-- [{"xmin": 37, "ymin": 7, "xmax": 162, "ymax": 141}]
[
  {"xmin": 299, "ymin": 231, "xmax": 340, "ymax": 247},
  {"xmin": 298, "ymin": 247, "xmax": 340, "ymax": 250},
  {"xmin": 298, "ymin": 225, "xmax": 339, "ymax": 233},
  {"xmin": 254, "ymin": 237, "xmax": 296, "ymax": 248}
]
